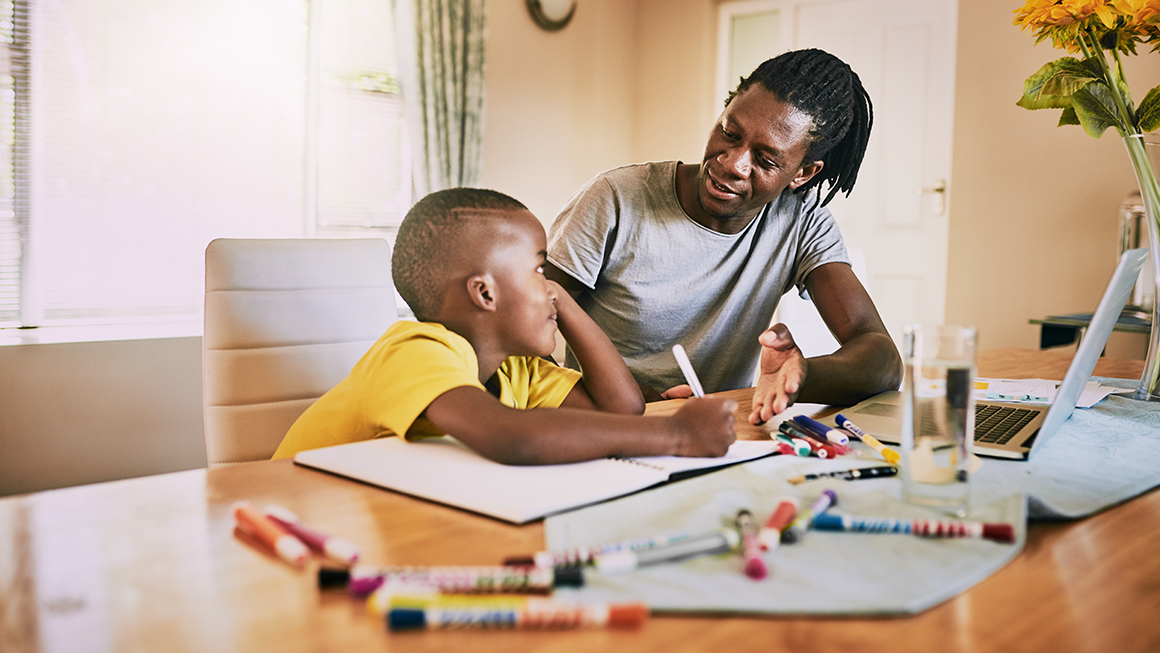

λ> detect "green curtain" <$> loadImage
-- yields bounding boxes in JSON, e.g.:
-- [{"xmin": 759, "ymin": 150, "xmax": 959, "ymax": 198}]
[{"xmin": 398, "ymin": 0, "xmax": 487, "ymax": 196}]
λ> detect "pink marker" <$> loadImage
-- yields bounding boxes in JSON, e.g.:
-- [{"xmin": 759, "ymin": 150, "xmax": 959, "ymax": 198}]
[
  {"xmin": 734, "ymin": 509, "xmax": 767, "ymax": 580},
  {"xmin": 264, "ymin": 504, "xmax": 361, "ymax": 566},
  {"xmin": 759, "ymin": 497, "xmax": 799, "ymax": 551}
]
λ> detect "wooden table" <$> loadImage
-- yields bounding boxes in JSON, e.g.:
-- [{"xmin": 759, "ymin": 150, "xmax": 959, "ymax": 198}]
[{"xmin": 3, "ymin": 349, "xmax": 1159, "ymax": 653}]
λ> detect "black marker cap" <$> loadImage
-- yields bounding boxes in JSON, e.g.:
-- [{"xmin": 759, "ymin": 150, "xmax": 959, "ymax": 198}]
[
  {"xmin": 317, "ymin": 567, "xmax": 352, "ymax": 589},
  {"xmin": 552, "ymin": 565, "xmax": 585, "ymax": 587}
]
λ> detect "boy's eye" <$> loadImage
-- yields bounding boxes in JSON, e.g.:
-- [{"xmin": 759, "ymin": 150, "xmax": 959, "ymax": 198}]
[{"xmin": 537, "ymin": 266, "xmax": 544, "ymax": 274}]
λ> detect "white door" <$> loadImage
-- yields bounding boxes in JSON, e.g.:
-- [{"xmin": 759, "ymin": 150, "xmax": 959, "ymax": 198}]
[{"xmin": 718, "ymin": 0, "xmax": 958, "ymax": 354}]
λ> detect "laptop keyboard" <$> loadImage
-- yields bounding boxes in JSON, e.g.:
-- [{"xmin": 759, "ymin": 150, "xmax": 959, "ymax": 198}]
[{"xmin": 974, "ymin": 404, "xmax": 1039, "ymax": 445}]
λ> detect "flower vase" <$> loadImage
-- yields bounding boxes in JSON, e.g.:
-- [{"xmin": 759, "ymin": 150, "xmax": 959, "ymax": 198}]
[{"xmin": 1124, "ymin": 135, "xmax": 1160, "ymax": 401}]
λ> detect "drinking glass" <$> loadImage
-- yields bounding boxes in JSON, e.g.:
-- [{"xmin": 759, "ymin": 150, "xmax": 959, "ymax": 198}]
[{"xmin": 901, "ymin": 323, "xmax": 977, "ymax": 517}]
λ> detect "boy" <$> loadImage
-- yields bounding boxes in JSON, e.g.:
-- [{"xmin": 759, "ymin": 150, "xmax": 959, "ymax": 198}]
[{"xmin": 272, "ymin": 188, "xmax": 737, "ymax": 465}]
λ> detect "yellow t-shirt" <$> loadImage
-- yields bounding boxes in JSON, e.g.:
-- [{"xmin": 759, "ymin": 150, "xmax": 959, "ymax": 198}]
[{"xmin": 271, "ymin": 321, "xmax": 582, "ymax": 459}]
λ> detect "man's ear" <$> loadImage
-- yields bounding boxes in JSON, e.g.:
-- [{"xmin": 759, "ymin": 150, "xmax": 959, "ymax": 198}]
[
  {"xmin": 788, "ymin": 160, "xmax": 824, "ymax": 190},
  {"xmin": 467, "ymin": 273, "xmax": 498, "ymax": 311}
]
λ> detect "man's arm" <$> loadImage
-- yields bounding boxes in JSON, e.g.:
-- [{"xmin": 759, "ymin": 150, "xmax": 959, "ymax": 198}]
[
  {"xmin": 423, "ymin": 386, "xmax": 737, "ymax": 465},
  {"xmin": 544, "ymin": 262, "xmax": 586, "ymax": 298},
  {"xmin": 750, "ymin": 262, "xmax": 903, "ymax": 424},
  {"xmin": 549, "ymin": 280, "xmax": 645, "ymax": 415}
]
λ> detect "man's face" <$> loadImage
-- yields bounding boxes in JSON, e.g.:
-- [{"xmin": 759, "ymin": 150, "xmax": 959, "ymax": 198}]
[{"xmin": 693, "ymin": 86, "xmax": 822, "ymax": 221}]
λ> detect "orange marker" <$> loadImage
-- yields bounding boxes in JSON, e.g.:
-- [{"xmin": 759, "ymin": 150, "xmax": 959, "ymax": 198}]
[
  {"xmin": 233, "ymin": 501, "xmax": 310, "ymax": 568},
  {"xmin": 759, "ymin": 497, "xmax": 799, "ymax": 551}
]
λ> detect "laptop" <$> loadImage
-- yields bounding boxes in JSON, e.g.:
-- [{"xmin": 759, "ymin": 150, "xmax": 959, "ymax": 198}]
[{"xmin": 835, "ymin": 248, "xmax": 1148, "ymax": 460}]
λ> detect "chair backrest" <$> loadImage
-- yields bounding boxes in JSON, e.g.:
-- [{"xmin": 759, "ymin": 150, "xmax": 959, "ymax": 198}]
[{"xmin": 203, "ymin": 238, "xmax": 397, "ymax": 465}]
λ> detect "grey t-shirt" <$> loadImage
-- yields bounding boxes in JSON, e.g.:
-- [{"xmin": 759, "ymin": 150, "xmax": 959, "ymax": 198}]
[{"xmin": 547, "ymin": 161, "xmax": 849, "ymax": 393}]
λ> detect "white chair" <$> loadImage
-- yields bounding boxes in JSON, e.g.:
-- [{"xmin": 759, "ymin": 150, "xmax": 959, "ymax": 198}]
[{"xmin": 202, "ymin": 238, "xmax": 397, "ymax": 465}]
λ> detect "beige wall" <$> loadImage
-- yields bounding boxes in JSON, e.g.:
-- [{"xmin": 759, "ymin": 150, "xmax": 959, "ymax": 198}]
[
  {"xmin": 481, "ymin": 0, "xmax": 720, "ymax": 226},
  {"xmin": 481, "ymin": 0, "xmax": 639, "ymax": 225},
  {"xmin": 947, "ymin": 0, "xmax": 1160, "ymax": 353}
]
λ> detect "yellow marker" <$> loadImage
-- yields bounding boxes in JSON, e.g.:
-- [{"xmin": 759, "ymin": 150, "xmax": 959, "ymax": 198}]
[{"xmin": 834, "ymin": 413, "xmax": 901, "ymax": 465}]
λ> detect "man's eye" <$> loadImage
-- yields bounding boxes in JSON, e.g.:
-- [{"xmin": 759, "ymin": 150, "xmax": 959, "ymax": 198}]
[{"xmin": 537, "ymin": 266, "xmax": 544, "ymax": 274}]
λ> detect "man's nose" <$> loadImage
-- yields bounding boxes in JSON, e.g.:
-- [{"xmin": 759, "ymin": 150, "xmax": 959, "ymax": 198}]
[{"xmin": 718, "ymin": 146, "xmax": 750, "ymax": 177}]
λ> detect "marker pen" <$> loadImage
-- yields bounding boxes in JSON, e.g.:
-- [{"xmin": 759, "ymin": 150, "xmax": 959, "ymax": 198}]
[
  {"xmin": 596, "ymin": 529, "xmax": 740, "ymax": 575},
  {"xmin": 781, "ymin": 489, "xmax": 838, "ymax": 545},
  {"xmin": 835, "ymin": 413, "xmax": 902, "ymax": 465},
  {"xmin": 319, "ymin": 564, "xmax": 584, "ymax": 596},
  {"xmin": 387, "ymin": 599, "xmax": 650, "ymax": 631},
  {"xmin": 775, "ymin": 441, "xmax": 799, "ymax": 456},
  {"xmin": 671, "ymin": 344, "xmax": 705, "ymax": 398},
  {"xmin": 263, "ymin": 504, "xmax": 361, "ymax": 566},
  {"xmin": 778, "ymin": 422, "xmax": 841, "ymax": 458},
  {"xmin": 812, "ymin": 513, "xmax": 1017, "ymax": 544},
  {"xmin": 787, "ymin": 465, "xmax": 899, "ymax": 485},
  {"xmin": 503, "ymin": 531, "xmax": 694, "ymax": 568},
  {"xmin": 735, "ymin": 509, "xmax": 767, "ymax": 580},
  {"xmin": 758, "ymin": 497, "xmax": 799, "ymax": 551},
  {"xmin": 775, "ymin": 432, "xmax": 814, "ymax": 457},
  {"xmin": 793, "ymin": 415, "xmax": 851, "ymax": 446},
  {"xmin": 232, "ymin": 501, "xmax": 310, "ymax": 568}
]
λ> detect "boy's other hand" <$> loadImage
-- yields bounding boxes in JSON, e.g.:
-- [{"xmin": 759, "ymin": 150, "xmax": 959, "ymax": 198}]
[
  {"xmin": 671, "ymin": 397, "xmax": 737, "ymax": 457},
  {"xmin": 750, "ymin": 323, "xmax": 807, "ymax": 425},
  {"xmin": 659, "ymin": 384, "xmax": 694, "ymax": 400}
]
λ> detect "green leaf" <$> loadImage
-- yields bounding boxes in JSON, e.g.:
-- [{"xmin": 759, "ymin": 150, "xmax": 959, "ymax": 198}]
[
  {"xmin": 1138, "ymin": 86, "xmax": 1160, "ymax": 133},
  {"xmin": 1058, "ymin": 106, "xmax": 1080, "ymax": 127},
  {"xmin": 1072, "ymin": 82, "xmax": 1124, "ymax": 137},
  {"xmin": 1017, "ymin": 57, "xmax": 1100, "ymax": 110}
]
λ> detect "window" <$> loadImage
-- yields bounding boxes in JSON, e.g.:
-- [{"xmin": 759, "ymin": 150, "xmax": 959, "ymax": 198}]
[{"xmin": 0, "ymin": 0, "xmax": 409, "ymax": 330}]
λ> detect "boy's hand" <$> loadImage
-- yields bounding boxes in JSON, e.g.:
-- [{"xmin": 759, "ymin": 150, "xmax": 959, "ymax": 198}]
[
  {"xmin": 670, "ymin": 397, "xmax": 737, "ymax": 457},
  {"xmin": 750, "ymin": 324, "xmax": 807, "ymax": 425}
]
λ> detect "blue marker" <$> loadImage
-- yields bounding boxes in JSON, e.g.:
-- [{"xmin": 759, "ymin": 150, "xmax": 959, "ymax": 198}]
[{"xmin": 792, "ymin": 415, "xmax": 850, "ymax": 445}]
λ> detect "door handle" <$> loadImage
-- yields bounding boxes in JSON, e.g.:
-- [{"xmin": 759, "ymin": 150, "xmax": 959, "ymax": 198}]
[{"xmin": 915, "ymin": 178, "xmax": 947, "ymax": 216}]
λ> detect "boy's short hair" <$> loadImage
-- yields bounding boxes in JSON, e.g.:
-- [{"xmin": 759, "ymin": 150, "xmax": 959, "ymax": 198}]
[{"xmin": 392, "ymin": 187, "xmax": 528, "ymax": 321}]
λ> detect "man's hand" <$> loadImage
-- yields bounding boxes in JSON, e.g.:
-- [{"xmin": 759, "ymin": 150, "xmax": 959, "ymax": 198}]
[
  {"xmin": 750, "ymin": 323, "xmax": 807, "ymax": 425},
  {"xmin": 660, "ymin": 384, "xmax": 694, "ymax": 400}
]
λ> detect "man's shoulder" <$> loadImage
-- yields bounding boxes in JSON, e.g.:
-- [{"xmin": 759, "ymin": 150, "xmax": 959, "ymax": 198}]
[{"xmin": 596, "ymin": 160, "xmax": 677, "ymax": 187}]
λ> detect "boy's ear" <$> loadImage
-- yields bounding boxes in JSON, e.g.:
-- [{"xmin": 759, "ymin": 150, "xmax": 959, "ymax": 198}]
[{"xmin": 467, "ymin": 273, "xmax": 498, "ymax": 311}]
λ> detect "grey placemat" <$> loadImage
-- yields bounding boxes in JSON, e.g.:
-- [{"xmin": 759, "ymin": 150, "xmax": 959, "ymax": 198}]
[
  {"xmin": 546, "ymin": 459, "xmax": 1025, "ymax": 616},
  {"xmin": 971, "ymin": 377, "xmax": 1160, "ymax": 519}
]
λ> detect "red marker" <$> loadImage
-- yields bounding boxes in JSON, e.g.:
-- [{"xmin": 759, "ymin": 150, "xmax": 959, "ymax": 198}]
[
  {"xmin": 759, "ymin": 497, "xmax": 799, "ymax": 551},
  {"xmin": 264, "ymin": 504, "xmax": 361, "ymax": 566},
  {"xmin": 735, "ymin": 509, "xmax": 767, "ymax": 580},
  {"xmin": 233, "ymin": 501, "xmax": 310, "ymax": 568}
]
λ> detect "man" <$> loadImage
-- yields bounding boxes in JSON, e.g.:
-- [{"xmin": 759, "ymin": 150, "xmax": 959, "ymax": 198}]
[{"xmin": 545, "ymin": 49, "xmax": 902, "ymax": 425}]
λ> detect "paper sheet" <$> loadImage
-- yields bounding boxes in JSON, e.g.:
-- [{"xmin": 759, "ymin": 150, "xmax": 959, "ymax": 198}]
[{"xmin": 974, "ymin": 378, "xmax": 1115, "ymax": 409}]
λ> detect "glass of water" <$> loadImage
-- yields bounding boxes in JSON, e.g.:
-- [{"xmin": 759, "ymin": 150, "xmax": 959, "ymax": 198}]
[{"xmin": 901, "ymin": 323, "xmax": 977, "ymax": 517}]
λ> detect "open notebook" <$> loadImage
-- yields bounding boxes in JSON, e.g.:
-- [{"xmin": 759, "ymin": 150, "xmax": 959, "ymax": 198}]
[{"xmin": 294, "ymin": 436, "xmax": 780, "ymax": 524}]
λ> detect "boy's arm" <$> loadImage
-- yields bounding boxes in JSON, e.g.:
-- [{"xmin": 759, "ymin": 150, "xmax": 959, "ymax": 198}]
[
  {"xmin": 423, "ymin": 385, "xmax": 737, "ymax": 466},
  {"xmin": 550, "ymin": 280, "xmax": 645, "ymax": 415}
]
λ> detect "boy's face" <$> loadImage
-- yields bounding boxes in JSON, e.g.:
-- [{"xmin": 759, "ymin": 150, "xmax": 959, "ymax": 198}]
[{"xmin": 485, "ymin": 209, "xmax": 559, "ymax": 358}]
